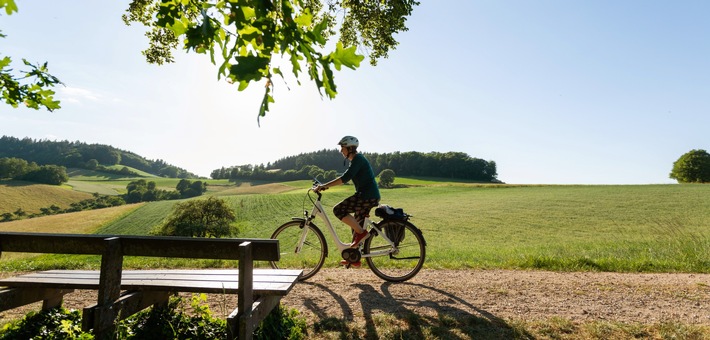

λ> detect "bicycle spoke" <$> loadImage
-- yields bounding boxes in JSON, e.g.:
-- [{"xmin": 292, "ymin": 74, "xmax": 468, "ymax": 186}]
[
  {"xmin": 269, "ymin": 221, "xmax": 326, "ymax": 281},
  {"xmin": 364, "ymin": 220, "xmax": 426, "ymax": 282}
]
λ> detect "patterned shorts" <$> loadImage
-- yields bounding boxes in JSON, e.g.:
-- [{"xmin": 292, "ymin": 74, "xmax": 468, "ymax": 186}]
[{"xmin": 333, "ymin": 194, "xmax": 380, "ymax": 224}]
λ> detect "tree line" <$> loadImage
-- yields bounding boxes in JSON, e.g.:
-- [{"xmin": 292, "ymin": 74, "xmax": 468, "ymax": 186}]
[
  {"xmin": 211, "ymin": 150, "xmax": 499, "ymax": 183},
  {"xmin": 0, "ymin": 157, "xmax": 68, "ymax": 185},
  {"xmin": 0, "ymin": 136, "xmax": 198, "ymax": 179}
]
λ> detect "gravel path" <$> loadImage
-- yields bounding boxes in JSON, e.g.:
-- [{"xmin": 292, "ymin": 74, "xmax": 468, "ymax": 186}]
[
  {"xmin": 2, "ymin": 269, "xmax": 709, "ymax": 332},
  {"xmin": 280, "ymin": 269, "xmax": 710, "ymax": 326}
]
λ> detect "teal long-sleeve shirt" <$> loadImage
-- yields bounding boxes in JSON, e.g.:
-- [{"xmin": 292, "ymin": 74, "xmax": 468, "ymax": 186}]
[{"xmin": 340, "ymin": 153, "xmax": 381, "ymax": 200}]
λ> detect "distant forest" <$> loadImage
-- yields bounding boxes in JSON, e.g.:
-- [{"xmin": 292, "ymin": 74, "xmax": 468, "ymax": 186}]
[
  {"xmin": 211, "ymin": 149, "xmax": 499, "ymax": 183},
  {"xmin": 0, "ymin": 136, "xmax": 197, "ymax": 178},
  {"xmin": 1, "ymin": 136, "xmax": 499, "ymax": 183}
]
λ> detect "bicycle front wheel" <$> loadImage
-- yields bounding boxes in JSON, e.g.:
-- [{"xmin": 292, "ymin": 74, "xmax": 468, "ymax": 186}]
[
  {"xmin": 270, "ymin": 220, "xmax": 327, "ymax": 281},
  {"xmin": 364, "ymin": 220, "xmax": 426, "ymax": 282}
]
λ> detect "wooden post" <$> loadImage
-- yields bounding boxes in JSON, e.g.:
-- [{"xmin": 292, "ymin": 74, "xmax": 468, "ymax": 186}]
[
  {"xmin": 237, "ymin": 242, "xmax": 254, "ymax": 340},
  {"xmin": 83, "ymin": 237, "xmax": 123, "ymax": 339}
]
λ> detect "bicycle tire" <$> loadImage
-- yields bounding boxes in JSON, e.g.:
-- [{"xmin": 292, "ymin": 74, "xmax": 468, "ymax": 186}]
[
  {"xmin": 364, "ymin": 220, "xmax": 426, "ymax": 282},
  {"xmin": 269, "ymin": 220, "xmax": 327, "ymax": 281}
]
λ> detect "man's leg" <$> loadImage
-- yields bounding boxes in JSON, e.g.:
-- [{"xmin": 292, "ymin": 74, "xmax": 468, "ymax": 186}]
[{"xmin": 340, "ymin": 214, "xmax": 365, "ymax": 234}]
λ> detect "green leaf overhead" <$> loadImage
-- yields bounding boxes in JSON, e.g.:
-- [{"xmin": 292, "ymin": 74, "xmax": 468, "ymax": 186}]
[
  {"xmin": 123, "ymin": 0, "xmax": 419, "ymax": 120},
  {"xmin": 329, "ymin": 42, "xmax": 364, "ymax": 71},
  {"xmin": 0, "ymin": 0, "xmax": 63, "ymax": 112}
]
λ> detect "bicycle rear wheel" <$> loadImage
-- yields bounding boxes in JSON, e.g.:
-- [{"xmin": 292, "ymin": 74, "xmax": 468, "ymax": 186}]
[
  {"xmin": 270, "ymin": 220, "xmax": 327, "ymax": 281},
  {"xmin": 363, "ymin": 220, "xmax": 426, "ymax": 282}
]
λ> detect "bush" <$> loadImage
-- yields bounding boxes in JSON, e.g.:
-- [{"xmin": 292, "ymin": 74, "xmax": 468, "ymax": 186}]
[
  {"xmin": 18, "ymin": 165, "xmax": 68, "ymax": 185},
  {"xmin": 117, "ymin": 295, "xmax": 226, "ymax": 340},
  {"xmin": 254, "ymin": 303, "xmax": 307, "ymax": 340},
  {"xmin": 0, "ymin": 297, "xmax": 306, "ymax": 340},
  {"xmin": 378, "ymin": 169, "xmax": 396, "ymax": 188},
  {"xmin": 0, "ymin": 307, "xmax": 89, "ymax": 340},
  {"xmin": 153, "ymin": 197, "xmax": 237, "ymax": 237}
]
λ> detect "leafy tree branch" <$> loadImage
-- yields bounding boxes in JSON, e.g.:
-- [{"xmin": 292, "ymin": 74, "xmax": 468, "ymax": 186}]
[
  {"xmin": 0, "ymin": 0, "xmax": 63, "ymax": 111},
  {"xmin": 123, "ymin": 0, "xmax": 418, "ymax": 121}
]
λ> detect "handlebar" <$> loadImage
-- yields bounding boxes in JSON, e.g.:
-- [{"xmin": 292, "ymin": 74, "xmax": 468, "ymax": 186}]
[{"xmin": 310, "ymin": 178, "xmax": 324, "ymax": 200}]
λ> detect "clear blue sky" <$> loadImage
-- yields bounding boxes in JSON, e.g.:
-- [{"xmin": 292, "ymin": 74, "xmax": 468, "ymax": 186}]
[{"xmin": 2, "ymin": 1, "xmax": 708, "ymax": 184}]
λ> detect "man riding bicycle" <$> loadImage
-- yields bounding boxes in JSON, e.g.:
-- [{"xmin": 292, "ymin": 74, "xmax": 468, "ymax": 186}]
[{"xmin": 315, "ymin": 135, "xmax": 381, "ymax": 267}]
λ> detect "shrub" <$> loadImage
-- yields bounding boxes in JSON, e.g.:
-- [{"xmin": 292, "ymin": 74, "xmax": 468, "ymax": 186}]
[
  {"xmin": 18, "ymin": 165, "xmax": 68, "ymax": 185},
  {"xmin": 153, "ymin": 197, "xmax": 237, "ymax": 237},
  {"xmin": 0, "ymin": 297, "xmax": 306, "ymax": 340},
  {"xmin": 0, "ymin": 307, "xmax": 90, "ymax": 340},
  {"xmin": 117, "ymin": 295, "xmax": 226, "ymax": 340},
  {"xmin": 254, "ymin": 304, "xmax": 307, "ymax": 340},
  {"xmin": 378, "ymin": 169, "xmax": 396, "ymax": 188}
]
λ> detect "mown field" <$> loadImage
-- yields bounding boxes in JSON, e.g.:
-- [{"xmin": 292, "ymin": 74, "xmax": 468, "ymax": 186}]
[
  {"xmin": 2, "ymin": 176, "xmax": 709, "ymax": 273},
  {"xmin": 0, "ymin": 181, "xmax": 94, "ymax": 215},
  {"xmin": 99, "ymin": 180, "xmax": 710, "ymax": 273},
  {"xmin": 2, "ymin": 176, "xmax": 710, "ymax": 339}
]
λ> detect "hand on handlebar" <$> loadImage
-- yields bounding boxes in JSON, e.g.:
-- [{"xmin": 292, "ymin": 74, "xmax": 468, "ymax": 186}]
[{"xmin": 314, "ymin": 185, "xmax": 328, "ymax": 192}]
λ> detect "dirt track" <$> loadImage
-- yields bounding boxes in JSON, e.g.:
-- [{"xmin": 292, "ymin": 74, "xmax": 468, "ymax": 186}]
[
  {"xmin": 2, "ymin": 269, "xmax": 709, "ymax": 334},
  {"xmin": 280, "ymin": 269, "xmax": 710, "ymax": 326}
]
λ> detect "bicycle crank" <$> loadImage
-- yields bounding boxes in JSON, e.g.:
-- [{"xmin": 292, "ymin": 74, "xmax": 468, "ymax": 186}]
[{"xmin": 341, "ymin": 248, "xmax": 361, "ymax": 263}]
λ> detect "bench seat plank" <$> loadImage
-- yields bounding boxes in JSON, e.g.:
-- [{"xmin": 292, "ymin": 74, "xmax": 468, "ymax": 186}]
[{"xmin": 0, "ymin": 269, "xmax": 301, "ymax": 295}]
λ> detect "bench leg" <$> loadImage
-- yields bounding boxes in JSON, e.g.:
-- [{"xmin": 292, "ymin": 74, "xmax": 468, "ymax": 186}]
[
  {"xmin": 0, "ymin": 287, "xmax": 74, "ymax": 311},
  {"xmin": 83, "ymin": 290, "xmax": 172, "ymax": 337},
  {"xmin": 227, "ymin": 295, "xmax": 282, "ymax": 340}
]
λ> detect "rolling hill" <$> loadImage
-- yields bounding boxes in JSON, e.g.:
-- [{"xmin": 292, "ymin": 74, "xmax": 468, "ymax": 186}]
[{"xmin": 0, "ymin": 180, "xmax": 94, "ymax": 215}]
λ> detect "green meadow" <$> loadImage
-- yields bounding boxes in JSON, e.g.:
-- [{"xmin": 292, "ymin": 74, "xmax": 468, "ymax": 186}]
[
  {"xmin": 2, "ymin": 177, "xmax": 710, "ymax": 339},
  {"xmin": 2, "ymin": 177, "xmax": 709, "ymax": 273}
]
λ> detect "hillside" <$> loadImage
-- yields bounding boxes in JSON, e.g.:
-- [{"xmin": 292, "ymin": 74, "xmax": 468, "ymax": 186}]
[
  {"xmin": 0, "ymin": 203, "xmax": 143, "ymax": 234},
  {"xmin": 0, "ymin": 135, "xmax": 198, "ymax": 178},
  {"xmin": 0, "ymin": 181, "xmax": 94, "ymax": 215}
]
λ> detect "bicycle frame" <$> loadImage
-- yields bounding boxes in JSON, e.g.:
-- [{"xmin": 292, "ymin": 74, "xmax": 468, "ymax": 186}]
[
  {"xmin": 303, "ymin": 190, "xmax": 397, "ymax": 259},
  {"xmin": 271, "ymin": 181, "xmax": 426, "ymax": 282}
]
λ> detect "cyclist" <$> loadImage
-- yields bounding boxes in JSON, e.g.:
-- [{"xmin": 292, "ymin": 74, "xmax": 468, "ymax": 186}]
[{"xmin": 315, "ymin": 135, "xmax": 381, "ymax": 267}]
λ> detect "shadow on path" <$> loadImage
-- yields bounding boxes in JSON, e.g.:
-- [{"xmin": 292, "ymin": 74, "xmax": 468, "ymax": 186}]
[{"xmin": 293, "ymin": 280, "xmax": 532, "ymax": 339}]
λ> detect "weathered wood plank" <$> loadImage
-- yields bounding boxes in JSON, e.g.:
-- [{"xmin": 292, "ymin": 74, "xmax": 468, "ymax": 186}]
[
  {"xmin": 0, "ymin": 269, "xmax": 301, "ymax": 295},
  {"xmin": 0, "ymin": 232, "xmax": 280, "ymax": 261},
  {"xmin": 0, "ymin": 272, "xmax": 301, "ymax": 284},
  {"xmin": 0, "ymin": 287, "xmax": 74, "ymax": 310}
]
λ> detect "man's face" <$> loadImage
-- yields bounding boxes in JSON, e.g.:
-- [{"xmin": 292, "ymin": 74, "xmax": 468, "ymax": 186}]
[{"xmin": 340, "ymin": 145, "xmax": 348, "ymax": 157}]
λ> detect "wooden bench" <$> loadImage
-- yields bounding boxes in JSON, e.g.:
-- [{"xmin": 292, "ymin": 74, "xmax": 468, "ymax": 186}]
[{"xmin": 0, "ymin": 232, "xmax": 301, "ymax": 340}]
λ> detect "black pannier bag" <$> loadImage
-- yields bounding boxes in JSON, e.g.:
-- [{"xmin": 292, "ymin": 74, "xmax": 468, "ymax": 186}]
[
  {"xmin": 375, "ymin": 204, "xmax": 408, "ymax": 221},
  {"xmin": 375, "ymin": 205, "xmax": 408, "ymax": 244}
]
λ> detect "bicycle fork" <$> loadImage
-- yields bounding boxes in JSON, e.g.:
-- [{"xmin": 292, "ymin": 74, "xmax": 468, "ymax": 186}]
[{"xmin": 294, "ymin": 211, "xmax": 316, "ymax": 254}]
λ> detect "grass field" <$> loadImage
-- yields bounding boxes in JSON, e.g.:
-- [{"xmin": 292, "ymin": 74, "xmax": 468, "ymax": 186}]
[
  {"xmin": 2, "ymin": 178, "xmax": 709, "ymax": 338},
  {"xmin": 235, "ymin": 183, "xmax": 710, "ymax": 273},
  {"xmin": 0, "ymin": 180, "xmax": 95, "ymax": 215},
  {"xmin": 2, "ymin": 179, "xmax": 709, "ymax": 273}
]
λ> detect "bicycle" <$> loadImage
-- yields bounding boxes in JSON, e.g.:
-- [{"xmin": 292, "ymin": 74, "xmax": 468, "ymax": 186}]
[{"xmin": 269, "ymin": 180, "xmax": 426, "ymax": 282}]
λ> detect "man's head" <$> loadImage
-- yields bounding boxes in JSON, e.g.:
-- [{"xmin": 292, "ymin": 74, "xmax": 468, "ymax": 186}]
[{"xmin": 338, "ymin": 135, "xmax": 359, "ymax": 157}]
